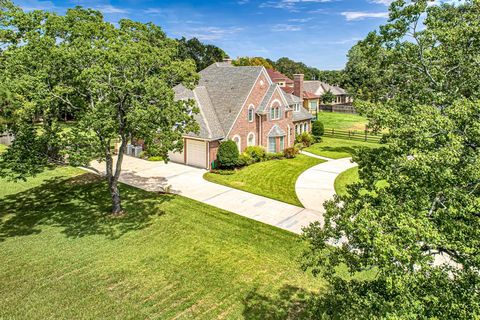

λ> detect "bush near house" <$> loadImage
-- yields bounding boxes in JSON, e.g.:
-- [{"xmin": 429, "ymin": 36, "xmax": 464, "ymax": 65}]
[
  {"xmin": 311, "ymin": 120, "xmax": 324, "ymax": 140},
  {"xmin": 244, "ymin": 146, "xmax": 266, "ymax": 162},
  {"xmin": 295, "ymin": 132, "xmax": 314, "ymax": 148},
  {"xmin": 217, "ymin": 140, "xmax": 240, "ymax": 169},
  {"xmin": 284, "ymin": 146, "xmax": 300, "ymax": 159}
]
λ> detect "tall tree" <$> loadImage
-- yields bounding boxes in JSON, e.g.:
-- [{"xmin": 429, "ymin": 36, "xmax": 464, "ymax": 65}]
[
  {"xmin": 303, "ymin": 0, "xmax": 480, "ymax": 318},
  {"xmin": 0, "ymin": 3, "xmax": 198, "ymax": 214},
  {"xmin": 232, "ymin": 56, "xmax": 274, "ymax": 69},
  {"xmin": 177, "ymin": 37, "xmax": 227, "ymax": 71}
]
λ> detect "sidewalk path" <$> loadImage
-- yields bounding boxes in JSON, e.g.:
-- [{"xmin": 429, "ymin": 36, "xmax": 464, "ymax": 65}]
[
  {"xmin": 295, "ymin": 158, "xmax": 358, "ymax": 211},
  {"xmin": 89, "ymin": 156, "xmax": 324, "ymax": 234}
]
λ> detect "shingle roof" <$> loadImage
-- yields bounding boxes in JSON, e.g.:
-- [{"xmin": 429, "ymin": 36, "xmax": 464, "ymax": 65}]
[
  {"xmin": 173, "ymin": 84, "xmax": 225, "ymax": 140},
  {"xmin": 257, "ymin": 84, "xmax": 277, "ymax": 114},
  {"xmin": 198, "ymin": 63, "xmax": 264, "ymax": 135},
  {"xmin": 304, "ymin": 81, "xmax": 348, "ymax": 96},
  {"xmin": 267, "ymin": 124, "xmax": 286, "ymax": 137},
  {"xmin": 266, "ymin": 69, "xmax": 293, "ymax": 85},
  {"xmin": 293, "ymin": 107, "xmax": 315, "ymax": 122},
  {"xmin": 284, "ymin": 92, "xmax": 302, "ymax": 105}
]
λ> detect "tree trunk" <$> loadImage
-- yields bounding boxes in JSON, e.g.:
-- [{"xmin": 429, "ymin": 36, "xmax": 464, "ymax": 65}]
[{"xmin": 109, "ymin": 179, "xmax": 123, "ymax": 215}]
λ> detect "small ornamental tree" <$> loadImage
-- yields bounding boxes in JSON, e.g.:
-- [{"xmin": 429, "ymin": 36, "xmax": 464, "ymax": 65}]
[
  {"xmin": 311, "ymin": 120, "xmax": 324, "ymax": 138},
  {"xmin": 320, "ymin": 90, "xmax": 335, "ymax": 104},
  {"xmin": 217, "ymin": 140, "xmax": 239, "ymax": 169},
  {"xmin": 0, "ymin": 3, "xmax": 199, "ymax": 215}
]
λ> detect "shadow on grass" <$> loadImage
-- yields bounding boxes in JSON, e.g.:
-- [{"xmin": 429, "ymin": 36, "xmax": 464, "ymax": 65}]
[
  {"xmin": 242, "ymin": 279, "xmax": 375, "ymax": 320},
  {"xmin": 0, "ymin": 173, "xmax": 169, "ymax": 241}
]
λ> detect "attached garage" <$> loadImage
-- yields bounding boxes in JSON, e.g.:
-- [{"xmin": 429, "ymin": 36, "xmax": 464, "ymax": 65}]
[
  {"xmin": 167, "ymin": 139, "xmax": 208, "ymax": 169},
  {"xmin": 186, "ymin": 139, "xmax": 207, "ymax": 168}
]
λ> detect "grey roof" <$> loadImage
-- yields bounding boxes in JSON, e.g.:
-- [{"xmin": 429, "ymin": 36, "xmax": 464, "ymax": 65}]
[
  {"xmin": 198, "ymin": 63, "xmax": 264, "ymax": 134},
  {"xmin": 284, "ymin": 92, "xmax": 302, "ymax": 105},
  {"xmin": 293, "ymin": 106, "xmax": 315, "ymax": 122},
  {"xmin": 173, "ymin": 84, "xmax": 225, "ymax": 140},
  {"xmin": 304, "ymin": 81, "xmax": 348, "ymax": 96},
  {"xmin": 257, "ymin": 84, "xmax": 277, "ymax": 114},
  {"xmin": 267, "ymin": 124, "xmax": 286, "ymax": 137}
]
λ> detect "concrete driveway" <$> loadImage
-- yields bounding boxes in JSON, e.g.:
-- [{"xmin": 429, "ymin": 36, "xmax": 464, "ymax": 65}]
[
  {"xmin": 89, "ymin": 156, "xmax": 324, "ymax": 234},
  {"xmin": 295, "ymin": 157, "xmax": 357, "ymax": 211}
]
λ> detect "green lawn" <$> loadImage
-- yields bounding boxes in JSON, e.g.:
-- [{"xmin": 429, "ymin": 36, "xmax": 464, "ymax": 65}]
[
  {"xmin": 316, "ymin": 112, "xmax": 368, "ymax": 131},
  {"xmin": 204, "ymin": 155, "xmax": 324, "ymax": 207},
  {"xmin": 0, "ymin": 167, "xmax": 325, "ymax": 319},
  {"xmin": 334, "ymin": 166, "xmax": 359, "ymax": 196},
  {"xmin": 304, "ymin": 137, "xmax": 381, "ymax": 159}
]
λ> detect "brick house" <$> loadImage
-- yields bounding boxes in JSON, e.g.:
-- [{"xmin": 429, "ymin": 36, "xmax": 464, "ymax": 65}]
[{"xmin": 170, "ymin": 60, "xmax": 314, "ymax": 169}]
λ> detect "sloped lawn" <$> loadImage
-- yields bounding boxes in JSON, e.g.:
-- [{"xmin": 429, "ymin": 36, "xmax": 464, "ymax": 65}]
[
  {"xmin": 334, "ymin": 166, "xmax": 359, "ymax": 196},
  {"xmin": 304, "ymin": 137, "xmax": 381, "ymax": 159},
  {"xmin": 0, "ymin": 167, "xmax": 325, "ymax": 319},
  {"xmin": 204, "ymin": 154, "xmax": 325, "ymax": 207},
  {"xmin": 316, "ymin": 112, "xmax": 368, "ymax": 131}
]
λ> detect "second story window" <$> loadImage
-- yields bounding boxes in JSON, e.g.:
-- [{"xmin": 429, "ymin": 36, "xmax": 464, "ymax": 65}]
[
  {"xmin": 248, "ymin": 105, "xmax": 255, "ymax": 122},
  {"xmin": 294, "ymin": 103, "xmax": 300, "ymax": 112},
  {"xmin": 270, "ymin": 106, "xmax": 281, "ymax": 120}
]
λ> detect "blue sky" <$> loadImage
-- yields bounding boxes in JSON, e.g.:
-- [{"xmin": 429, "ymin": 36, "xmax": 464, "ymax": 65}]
[{"xmin": 15, "ymin": 0, "xmax": 397, "ymax": 69}]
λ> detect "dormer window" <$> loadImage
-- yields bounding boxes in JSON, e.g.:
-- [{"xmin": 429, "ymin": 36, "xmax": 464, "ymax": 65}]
[{"xmin": 294, "ymin": 103, "xmax": 300, "ymax": 112}]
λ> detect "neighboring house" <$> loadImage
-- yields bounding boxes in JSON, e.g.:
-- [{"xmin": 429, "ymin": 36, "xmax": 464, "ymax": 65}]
[
  {"xmin": 170, "ymin": 60, "xmax": 314, "ymax": 169},
  {"xmin": 303, "ymin": 81, "xmax": 352, "ymax": 106},
  {"xmin": 267, "ymin": 70, "xmax": 352, "ymax": 114}
]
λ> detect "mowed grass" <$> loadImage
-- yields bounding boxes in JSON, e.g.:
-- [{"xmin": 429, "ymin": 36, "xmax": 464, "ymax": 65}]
[
  {"xmin": 0, "ymin": 168, "xmax": 324, "ymax": 319},
  {"xmin": 316, "ymin": 112, "xmax": 368, "ymax": 131},
  {"xmin": 334, "ymin": 166, "xmax": 359, "ymax": 196},
  {"xmin": 304, "ymin": 137, "xmax": 381, "ymax": 159},
  {"xmin": 204, "ymin": 155, "xmax": 324, "ymax": 207}
]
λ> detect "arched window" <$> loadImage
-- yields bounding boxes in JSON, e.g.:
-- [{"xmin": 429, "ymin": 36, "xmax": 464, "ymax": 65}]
[
  {"xmin": 247, "ymin": 132, "xmax": 255, "ymax": 146},
  {"xmin": 233, "ymin": 135, "xmax": 241, "ymax": 151},
  {"xmin": 248, "ymin": 105, "xmax": 255, "ymax": 122},
  {"xmin": 270, "ymin": 101, "xmax": 281, "ymax": 120},
  {"xmin": 296, "ymin": 124, "xmax": 300, "ymax": 134},
  {"xmin": 303, "ymin": 123, "xmax": 307, "ymax": 132}
]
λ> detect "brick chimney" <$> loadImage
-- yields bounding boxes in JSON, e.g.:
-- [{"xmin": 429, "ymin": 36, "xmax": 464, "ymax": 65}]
[{"xmin": 293, "ymin": 74, "xmax": 304, "ymax": 100}]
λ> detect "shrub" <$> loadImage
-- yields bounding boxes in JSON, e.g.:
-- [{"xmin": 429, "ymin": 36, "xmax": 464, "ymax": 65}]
[
  {"xmin": 217, "ymin": 140, "xmax": 240, "ymax": 169},
  {"xmin": 244, "ymin": 146, "xmax": 266, "ymax": 163},
  {"xmin": 239, "ymin": 153, "xmax": 254, "ymax": 166},
  {"xmin": 312, "ymin": 120, "xmax": 324, "ymax": 138},
  {"xmin": 294, "ymin": 142, "xmax": 305, "ymax": 150},
  {"xmin": 209, "ymin": 169, "xmax": 235, "ymax": 175},
  {"xmin": 284, "ymin": 146, "xmax": 299, "ymax": 159},
  {"xmin": 295, "ymin": 132, "xmax": 314, "ymax": 147},
  {"xmin": 265, "ymin": 152, "xmax": 285, "ymax": 161},
  {"xmin": 148, "ymin": 156, "xmax": 163, "ymax": 161}
]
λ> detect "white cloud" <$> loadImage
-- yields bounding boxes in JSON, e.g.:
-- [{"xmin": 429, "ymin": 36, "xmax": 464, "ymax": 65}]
[
  {"xmin": 369, "ymin": 0, "xmax": 394, "ymax": 5},
  {"xmin": 16, "ymin": 0, "xmax": 57, "ymax": 11},
  {"xmin": 260, "ymin": 0, "xmax": 332, "ymax": 11},
  {"xmin": 341, "ymin": 11, "xmax": 389, "ymax": 21},
  {"xmin": 93, "ymin": 5, "xmax": 129, "ymax": 14},
  {"xmin": 271, "ymin": 24, "xmax": 302, "ymax": 31},
  {"xmin": 287, "ymin": 17, "xmax": 313, "ymax": 22},
  {"xmin": 181, "ymin": 26, "xmax": 244, "ymax": 41}
]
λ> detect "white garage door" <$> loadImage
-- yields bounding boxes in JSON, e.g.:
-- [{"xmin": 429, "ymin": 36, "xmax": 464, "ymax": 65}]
[{"xmin": 186, "ymin": 139, "xmax": 207, "ymax": 168}]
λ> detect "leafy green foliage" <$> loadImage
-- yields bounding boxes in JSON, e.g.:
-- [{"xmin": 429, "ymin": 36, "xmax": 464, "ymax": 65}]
[
  {"xmin": 283, "ymin": 146, "xmax": 299, "ymax": 159},
  {"xmin": 303, "ymin": 1, "xmax": 480, "ymax": 318},
  {"xmin": 217, "ymin": 140, "xmax": 239, "ymax": 169},
  {"xmin": 320, "ymin": 90, "xmax": 335, "ymax": 104},
  {"xmin": 0, "ymin": 3, "xmax": 199, "ymax": 213},
  {"xmin": 311, "ymin": 120, "xmax": 324, "ymax": 138},
  {"xmin": 177, "ymin": 37, "xmax": 227, "ymax": 71},
  {"xmin": 295, "ymin": 132, "xmax": 314, "ymax": 148},
  {"xmin": 232, "ymin": 56, "xmax": 274, "ymax": 69},
  {"xmin": 244, "ymin": 145, "xmax": 266, "ymax": 163}
]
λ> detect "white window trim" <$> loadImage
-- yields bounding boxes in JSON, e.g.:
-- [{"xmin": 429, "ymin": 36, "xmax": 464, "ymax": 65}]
[
  {"xmin": 248, "ymin": 104, "xmax": 255, "ymax": 122},
  {"xmin": 232, "ymin": 135, "xmax": 241, "ymax": 151},
  {"xmin": 247, "ymin": 132, "xmax": 255, "ymax": 146},
  {"xmin": 268, "ymin": 137, "xmax": 277, "ymax": 153}
]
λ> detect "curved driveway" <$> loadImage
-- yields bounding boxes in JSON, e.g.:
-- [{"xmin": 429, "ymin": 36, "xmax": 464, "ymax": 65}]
[{"xmin": 295, "ymin": 158, "xmax": 357, "ymax": 211}]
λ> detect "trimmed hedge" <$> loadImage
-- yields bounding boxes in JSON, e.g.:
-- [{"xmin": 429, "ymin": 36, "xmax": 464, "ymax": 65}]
[{"xmin": 217, "ymin": 140, "xmax": 239, "ymax": 169}]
